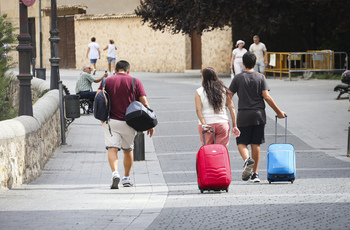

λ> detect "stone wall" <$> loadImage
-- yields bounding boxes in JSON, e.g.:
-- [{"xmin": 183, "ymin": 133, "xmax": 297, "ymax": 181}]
[
  {"xmin": 74, "ymin": 14, "xmax": 187, "ymax": 73},
  {"xmin": 0, "ymin": 73, "xmax": 61, "ymax": 189},
  {"xmin": 202, "ymin": 26, "xmax": 233, "ymax": 74},
  {"xmin": 74, "ymin": 14, "xmax": 232, "ymax": 74}
]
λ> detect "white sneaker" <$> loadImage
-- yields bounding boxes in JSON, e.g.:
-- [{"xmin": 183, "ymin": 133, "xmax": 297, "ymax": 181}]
[
  {"xmin": 110, "ymin": 172, "xmax": 120, "ymax": 189},
  {"xmin": 93, "ymin": 69, "xmax": 96, "ymax": 75},
  {"xmin": 122, "ymin": 176, "xmax": 133, "ymax": 187}
]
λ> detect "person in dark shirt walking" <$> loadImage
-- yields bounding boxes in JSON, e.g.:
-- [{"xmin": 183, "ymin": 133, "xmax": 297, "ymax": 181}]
[{"xmin": 229, "ymin": 52, "xmax": 286, "ymax": 183}]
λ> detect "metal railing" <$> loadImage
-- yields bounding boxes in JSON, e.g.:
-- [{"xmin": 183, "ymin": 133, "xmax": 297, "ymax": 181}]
[
  {"xmin": 287, "ymin": 51, "xmax": 348, "ymax": 80},
  {"xmin": 266, "ymin": 51, "xmax": 348, "ymax": 80}
]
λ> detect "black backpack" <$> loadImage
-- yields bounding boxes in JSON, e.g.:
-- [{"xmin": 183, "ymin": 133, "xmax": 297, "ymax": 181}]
[{"xmin": 93, "ymin": 78, "xmax": 112, "ymax": 135}]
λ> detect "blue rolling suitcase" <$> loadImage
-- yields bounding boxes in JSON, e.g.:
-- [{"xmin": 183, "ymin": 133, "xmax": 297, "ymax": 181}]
[{"xmin": 267, "ymin": 116, "xmax": 296, "ymax": 184}]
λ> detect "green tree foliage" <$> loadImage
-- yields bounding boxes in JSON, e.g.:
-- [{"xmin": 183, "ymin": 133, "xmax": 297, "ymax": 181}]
[
  {"xmin": 136, "ymin": 0, "xmax": 350, "ymax": 54},
  {"xmin": 0, "ymin": 14, "xmax": 17, "ymax": 77},
  {"xmin": 0, "ymin": 14, "xmax": 18, "ymax": 121},
  {"xmin": 0, "ymin": 75, "xmax": 17, "ymax": 121}
]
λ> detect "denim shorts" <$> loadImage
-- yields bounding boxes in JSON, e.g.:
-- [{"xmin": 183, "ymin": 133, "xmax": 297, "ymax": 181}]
[
  {"xmin": 107, "ymin": 57, "xmax": 116, "ymax": 64},
  {"xmin": 90, "ymin": 59, "xmax": 97, "ymax": 64},
  {"xmin": 254, "ymin": 61, "xmax": 265, "ymax": 73}
]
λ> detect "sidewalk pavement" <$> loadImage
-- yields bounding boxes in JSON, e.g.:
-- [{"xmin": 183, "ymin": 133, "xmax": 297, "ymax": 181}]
[{"xmin": 1, "ymin": 68, "xmax": 350, "ymax": 230}]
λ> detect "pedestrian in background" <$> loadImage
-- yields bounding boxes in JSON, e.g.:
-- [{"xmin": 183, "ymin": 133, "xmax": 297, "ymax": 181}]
[
  {"xmin": 86, "ymin": 37, "xmax": 101, "ymax": 75},
  {"xmin": 229, "ymin": 52, "xmax": 285, "ymax": 183},
  {"xmin": 230, "ymin": 40, "xmax": 247, "ymax": 75},
  {"xmin": 249, "ymin": 35, "xmax": 268, "ymax": 75},
  {"xmin": 100, "ymin": 60, "xmax": 154, "ymax": 189},
  {"xmin": 75, "ymin": 64, "xmax": 108, "ymax": 113},
  {"xmin": 103, "ymin": 39, "xmax": 117, "ymax": 75},
  {"xmin": 195, "ymin": 67, "xmax": 240, "ymax": 146}
]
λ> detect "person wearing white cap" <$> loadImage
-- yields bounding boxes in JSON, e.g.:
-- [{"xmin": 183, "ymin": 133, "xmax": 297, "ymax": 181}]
[{"xmin": 230, "ymin": 40, "xmax": 247, "ymax": 76}]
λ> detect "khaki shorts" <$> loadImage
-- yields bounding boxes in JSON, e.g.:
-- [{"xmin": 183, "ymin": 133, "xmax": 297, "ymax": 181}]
[{"xmin": 102, "ymin": 119, "xmax": 136, "ymax": 150}]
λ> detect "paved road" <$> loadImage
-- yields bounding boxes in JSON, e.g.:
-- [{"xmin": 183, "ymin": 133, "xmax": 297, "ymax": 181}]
[{"xmin": 0, "ymin": 69, "xmax": 349, "ymax": 230}]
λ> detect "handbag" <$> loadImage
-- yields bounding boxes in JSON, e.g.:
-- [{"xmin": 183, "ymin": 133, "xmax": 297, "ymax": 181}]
[
  {"xmin": 125, "ymin": 78, "xmax": 158, "ymax": 131},
  {"xmin": 231, "ymin": 69, "xmax": 235, "ymax": 79}
]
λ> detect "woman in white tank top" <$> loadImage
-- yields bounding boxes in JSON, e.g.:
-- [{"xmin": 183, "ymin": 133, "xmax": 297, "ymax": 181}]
[
  {"xmin": 103, "ymin": 39, "xmax": 117, "ymax": 74},
  {"xmin": 195, "ymin": 67, "xmax": 240, "ymax": 146}
]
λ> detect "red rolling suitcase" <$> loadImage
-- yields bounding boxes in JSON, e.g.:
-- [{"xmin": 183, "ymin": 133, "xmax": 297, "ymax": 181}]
[{"xmin": 196, "ymin": 128, "xmax": 231, "ymax": 193}]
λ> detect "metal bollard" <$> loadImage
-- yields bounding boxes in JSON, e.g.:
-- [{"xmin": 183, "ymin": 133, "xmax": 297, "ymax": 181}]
[
  {"xmin": 59, "ymin": 81, "xmax": 66, "ymax": 145},
  {"xmin": 134, "ymin": 131, "xmax": 145, "ymax": 161}
]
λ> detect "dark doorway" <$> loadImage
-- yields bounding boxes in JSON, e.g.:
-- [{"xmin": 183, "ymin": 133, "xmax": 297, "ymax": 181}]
[
  {"xmin": 191, "ymin": 31, "xmax": 202, "ymax": 69},
  {"xmin": 57, "ymin": 16, "xmax": 76, "ymax": 68},
  {"xmin": 28, "ymin": 17, "xmax": 36, "ymax": 61}
]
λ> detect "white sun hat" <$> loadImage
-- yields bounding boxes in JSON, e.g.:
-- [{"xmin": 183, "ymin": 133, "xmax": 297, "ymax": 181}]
[{"xmin": 236, "ymin": 40, "xmax": 245, "ymax": 47}]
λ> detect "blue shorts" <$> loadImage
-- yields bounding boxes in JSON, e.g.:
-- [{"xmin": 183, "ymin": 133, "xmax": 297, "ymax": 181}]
[
  {"xmin": 236, "ymin": 124, "xmax": 265, "ymax": 146},
  {"xmin": 90, "ymin": 59, "xmax": 97, "ymax": 64}
]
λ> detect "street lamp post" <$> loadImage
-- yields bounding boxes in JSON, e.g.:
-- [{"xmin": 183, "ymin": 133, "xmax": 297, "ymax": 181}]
[
  {"xmin": 49, "ymin": 0, "xmax": 60, "ymax": 89},
  {"xmin": 16, "ymin": 0, "xmax": 34, "ymax": 116}
]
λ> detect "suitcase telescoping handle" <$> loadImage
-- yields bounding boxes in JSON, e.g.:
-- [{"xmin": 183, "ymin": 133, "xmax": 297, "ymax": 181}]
[
  {"xmin": 202, "ymin": 125, "xmax": 215, "ymax": 144},
  {"xmin": 275, "ymin": 115, "xmax": 287, "ymax": 143}
]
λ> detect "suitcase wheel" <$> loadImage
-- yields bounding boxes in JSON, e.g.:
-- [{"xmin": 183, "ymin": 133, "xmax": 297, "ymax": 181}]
[
  {"xmin": 291, "ymin": 179, "xmax": 294, "ymax": 184},
  {"xmin": 268, "ymin": 179, "xmax": 272, "ymax": 184},
  {"xmin": 200, "ymin": 189, "xmax": 204, "ymax": 193},
  {"xmin": 225, "ymin": 188, "xmax": 228, "ymax": 193}
]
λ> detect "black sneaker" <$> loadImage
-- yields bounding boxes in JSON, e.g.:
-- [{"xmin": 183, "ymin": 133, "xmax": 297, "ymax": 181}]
[
  {"xmin": 242, "ymin": 157, "xmax": 255, "ymax": 181},
  {"xmin": 250, "ymin": 173, "xmax": 260, "ymax": 183}
]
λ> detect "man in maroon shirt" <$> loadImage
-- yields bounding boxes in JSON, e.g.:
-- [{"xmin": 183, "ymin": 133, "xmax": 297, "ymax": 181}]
[{"xmin": 99, "ymin": 60, "xmax": 154, "ymax": 189}]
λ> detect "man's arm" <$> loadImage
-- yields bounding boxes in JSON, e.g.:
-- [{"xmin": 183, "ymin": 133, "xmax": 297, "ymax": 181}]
[
  {"xmin": 138, "ymin": 96, "xmax": 150, "ymax": 108},
  {"xmin": 264, "ymin": 50, "xmax": 268, "ymax": 65},
  {"xmin": 103, "ymin": 45, "xmax": 108, "ymax": 51},
  {"xmin": 98, "ymin": 48, "xmax": 101, "ymax": 59},
  {"xmin": 94, "ymin": 72, "xmax": 108, "ymax": 83},
  {"xmin": 262, "ymin": 90, "xmax": 285, "ymax": 118}
]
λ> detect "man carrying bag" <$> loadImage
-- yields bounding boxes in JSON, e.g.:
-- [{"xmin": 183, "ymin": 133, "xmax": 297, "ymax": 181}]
[{"xmin": 98, "ymin": 60, "xmax": 154, "ymax": 189}]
